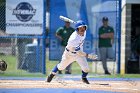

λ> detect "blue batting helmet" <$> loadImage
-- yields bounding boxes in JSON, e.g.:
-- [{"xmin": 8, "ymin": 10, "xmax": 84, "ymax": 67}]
[{"xmin": 75, "ymin": 20, "xmax": 87, "ymax": 31}]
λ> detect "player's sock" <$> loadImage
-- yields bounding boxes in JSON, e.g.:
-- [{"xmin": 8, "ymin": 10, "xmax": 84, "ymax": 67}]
[
  {"xmin": 52, "ymin": 65, "xmax": 58, "ymax": 73},
  {"xmin": 82, "ymin": 70, "xmax": 88, "ymax": 78}
]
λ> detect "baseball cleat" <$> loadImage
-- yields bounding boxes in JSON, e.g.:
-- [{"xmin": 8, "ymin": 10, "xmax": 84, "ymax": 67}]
[
  {"xmin": 82, "ymin": 77, "xmax": 90, "ymax": 84},
  {"xmin": 46, "ymin": 73, "xmax": 55, "ymax": 82},
  {"xmin": 105, "ymin": 71, "xmax": 111, "ymax": 75}
]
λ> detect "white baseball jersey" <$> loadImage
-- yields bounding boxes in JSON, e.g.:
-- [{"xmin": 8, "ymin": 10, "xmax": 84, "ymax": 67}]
[
  {"xmin": 66, "ymin": 31, "xmax": 86, "ymax": 52},
  {"xmin": 57, "ymin": 30, "xmax": 89, "ymax": 73}
]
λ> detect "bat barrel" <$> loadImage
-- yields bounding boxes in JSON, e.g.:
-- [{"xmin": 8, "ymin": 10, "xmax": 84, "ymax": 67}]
[{"xmin": 59, "ymin": 15, "xmax": 75, "ymax": 23}]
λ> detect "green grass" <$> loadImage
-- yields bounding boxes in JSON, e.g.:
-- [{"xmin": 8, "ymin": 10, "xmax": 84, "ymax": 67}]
[
  {"xmin": 0, "ymin": 55, "xmax": 140, "ymax": 78},
  {"xmin": 89, "ymin": 74, "xmax": 140, "ymax": 78},
  {"xmin": 99, "ymin": 74, "xmax": 140, "ymax": 78},
  {"xmin": 0, "ymin": 55, "xmax": 45, "ymax": 77}
]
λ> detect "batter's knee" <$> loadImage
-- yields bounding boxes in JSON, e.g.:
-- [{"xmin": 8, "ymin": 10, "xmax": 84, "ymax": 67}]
[
  {"xmin": 82, "ymin": 67, "xmax": 89, "ymax": 73},
  {"xmin": 57, "ymin": 64, "xmax": 65, "ymax": 71}
]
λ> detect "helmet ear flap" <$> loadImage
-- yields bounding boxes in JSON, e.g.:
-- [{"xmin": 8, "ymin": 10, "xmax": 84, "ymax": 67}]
[
  {"xmin": 76, "ymin": 28, "xmax": 79, "ymax": 31},
  {"xmin": 84, "ymin": 26, "xmax": 87, "ymax": 30}
]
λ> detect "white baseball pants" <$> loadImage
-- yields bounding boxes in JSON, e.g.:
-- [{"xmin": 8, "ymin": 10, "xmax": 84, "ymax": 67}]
[{"xmin": 57, "ymin": 49, "xmax": 89, "ymax": 73}]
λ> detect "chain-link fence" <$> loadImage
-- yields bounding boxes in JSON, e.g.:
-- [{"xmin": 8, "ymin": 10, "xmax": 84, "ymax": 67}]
[
  {"xmin": 0, "ymin": 0, "xmax": 121, "ymax": 76},
  {"xmin": 0, "ymin": 0, "xmax": 46, "ymax": 76}
]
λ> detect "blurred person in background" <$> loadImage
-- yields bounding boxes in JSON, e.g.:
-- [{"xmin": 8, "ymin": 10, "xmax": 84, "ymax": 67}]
[{"xmin": 98, "ymin": 17, "xmax": 115, "ymax": 75}]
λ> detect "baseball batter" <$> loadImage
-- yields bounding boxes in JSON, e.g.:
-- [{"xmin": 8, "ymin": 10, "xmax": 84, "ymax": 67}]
[{"xmin": 46, "ymin": 20, "xmax": 97, "ymax": 84}]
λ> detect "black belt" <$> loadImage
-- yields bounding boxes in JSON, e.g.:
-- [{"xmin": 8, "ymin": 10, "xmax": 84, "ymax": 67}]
[{"xmin": 66, "ymin": 48, "xmax": 76, "ymax": 54}]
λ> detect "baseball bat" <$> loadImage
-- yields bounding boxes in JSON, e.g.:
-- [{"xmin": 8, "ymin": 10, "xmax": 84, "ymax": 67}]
[{"xmin": 59, "ymin": 15, "xmax": 76, "ymax": 23}]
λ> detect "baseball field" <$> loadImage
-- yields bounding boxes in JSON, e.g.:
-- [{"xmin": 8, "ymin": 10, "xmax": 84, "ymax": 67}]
[
  {"xmin": 0, "ymin": 55, "xmax": 140, "ymax": 93},
  {"xmin": 0, "ymin": 76, "xmax": 140, "ymax": 93}
]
